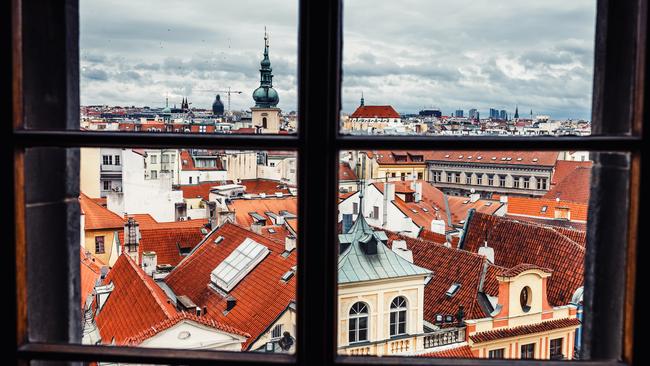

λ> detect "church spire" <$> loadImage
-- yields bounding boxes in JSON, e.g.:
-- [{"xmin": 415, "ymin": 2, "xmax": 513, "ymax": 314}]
[
  {"xmin": 360, "ymin": 92, "xmax": 365, "ymax": 106},
  {"xmin": 514, "ymin": 105, "xmax": 519, "ymax": 119},
  {"xmin": 252, "ymin": 28, "xmax": 279, "ymax": 108}
]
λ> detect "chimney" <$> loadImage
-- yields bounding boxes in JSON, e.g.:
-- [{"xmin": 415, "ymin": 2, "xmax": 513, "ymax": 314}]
[
  {"xmin": 285, "ymin": 234, "xmax": 296, "ymax": 252},
  {"xmin": 206, "ymin": 201, "xmax": 217, "ymax": 229},
  {"xmin": 478, "ymin": 241, "xmax": 495, "ymax": 264},
  {"xmin": 94, "ymin": 282, "xmax": 115, "ymax": 313},
  {"xmin": 391, "ymin": 240, "xmax": 413, "ymax": 263},
  {"xmin": 430, "ymin": 219, "xmax": 446, "ymax": 234},
  {"xmin": 141, "ymin": 251, "xmax": 157, "ymax": 276},
  {"xmin": 383, "ymin": 183, "xmax": 395, "ymax": 226},
  {"xmin": 124, "ymin": 217, "xmax": 141, "ymax": 264},
  {"xmin": 342, "ymin": 214, "xmax": 353, "ymax": 234},
  {"xmin": 217, "ymin": 210, "xmax": 235, "ymax": 227},
  {"xmin": 226, "ymin": 296, "xmax": 237, "ymax": 312},
  {"xmin": 469, "ymin": 193, "xmax": 480, "ymax": 203},
  {"xmin": 251, "ymin": 222, "xmax": 263, "ymax": 234},
  {"xmin": 414, "ymin": 182, "xmax": 422, "ymax": 203}
]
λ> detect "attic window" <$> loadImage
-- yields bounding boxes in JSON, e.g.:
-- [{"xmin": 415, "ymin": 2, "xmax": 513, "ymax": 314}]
[
  {"xmin": 491, "ymin": 157, "xmax": 497, "ymax": 160},
  {"xmin": 532, "ymin": 158, "xmax": 539, "ymax": 162},
  {"xmin": 445, "ymin": 283, "xmax": 461, "ymax": 297},
  {"xmin": 411, "ymin": 209, "xmax": 418, "ymax": 213},
  {"xmin": 249, "ymin": 212, "xmax": 267, "ymax": 224},
  {"xmin": 477, "ymin": 156, "xmax": 482, "ymax": 160},
  {"xmin": 281, "ymin": 270, "xmax": 294, "ymax": 282},
  {"xmin": 485, "ymin": 202, "xmax": 492, "ymax": 206},
  {"xmin": 463, "ymin": 200, "xmax": 470, "ymax": 204},
  {"xmin": 268, "ymin": 228, "xmax": 276, "ymax": 233},
  {"xmin": 214, "ymin": 236, "xmax": 224, "ymax": 244},
  {"xmin": 422, "ymin": 208, "xmax": 429, "ymax": 212},
  {"xmin": 210, "ymin": 238, "xmax": 270, "ymax": 292},
  {"xmin": 517, "ymin": 157, "xmax": 523, "ymax": 161},
  {"xmin": 541, "ymin": 206, "xmax": 548, "ymax": 213}
]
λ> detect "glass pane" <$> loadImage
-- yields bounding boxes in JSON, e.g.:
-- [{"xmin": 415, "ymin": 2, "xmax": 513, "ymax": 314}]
[
  {"xmin": 337, "ymin": 149, "xmax": 601, "ymax": 359},
  {"xmin": 340, "ymin": 1, "xmax": 596, "ymax": 136},
  {"xmin": 71, "ymin": 147, "xmax": 297, "ymax": 352},
  {"xmin": 78, "ymin": 0, "xmax": 297, "ymax": 134}
]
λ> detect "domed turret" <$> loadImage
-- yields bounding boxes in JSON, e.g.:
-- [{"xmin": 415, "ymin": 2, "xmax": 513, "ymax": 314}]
[
  {"xmin": 212, "ymin": 94, "xmax": 225, "ymax": 116},
  {"xmin": 252, "ymin": 29, "xmax": 279, "ymax": 108}
]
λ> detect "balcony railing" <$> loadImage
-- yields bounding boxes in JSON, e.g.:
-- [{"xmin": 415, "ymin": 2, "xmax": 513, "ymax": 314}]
[{"xmin": 340, "ymin": 326, "xmax": 465, "ymax": 356}]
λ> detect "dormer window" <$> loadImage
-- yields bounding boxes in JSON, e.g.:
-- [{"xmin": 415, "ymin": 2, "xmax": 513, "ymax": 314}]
[
  {"xmin": 445, "ymin": 283, "xmax": 461, "ymax": 297},
  {"xmin": 520, "ymin": 286, "xmax": 532, "ymax": 312}
]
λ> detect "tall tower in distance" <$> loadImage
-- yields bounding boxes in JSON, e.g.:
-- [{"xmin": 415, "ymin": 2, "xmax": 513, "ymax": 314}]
[{"xmin": 251, "ymin": 28, "xmax": 281, "ymax": 133}]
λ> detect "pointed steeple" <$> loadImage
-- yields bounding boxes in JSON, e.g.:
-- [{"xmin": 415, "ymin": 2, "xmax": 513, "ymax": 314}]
[
  {"xmin": 360, "ymin": 92, "xmax": 365, "ymax": 106},
  {"xmin": 514, "ymin": 105, "xmax": 519, "ymax": 119},
  {"xmin": 253, "ymin": 27, "xmax": 279, "ymax": 108}
]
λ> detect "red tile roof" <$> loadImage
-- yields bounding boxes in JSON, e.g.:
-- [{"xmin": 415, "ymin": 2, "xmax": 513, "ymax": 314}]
[
  {"xmin": 95, "ymin": 255, "xmax": 246, "ymax": 346},
  {"xmin": 350, "ymin": 105, "xmax": 400, "ymax": 119},
  {"xmin": 374, "ymin": 181, "xmax": 502, "ymax": 230},
  {"xmin": 461, "ymin": 213, "xmax": 584, "ymax": 306},
  {"xmin": 418, "ymin": 229, "xmax": 459, "ymax": 246},
  {"xmin": 180, "ymin": 150, "xmax": 224, "ymax": 171},
  {"xmin": 551, "ymin": 160, "xmax": 593, "ymax": 186},
  {"xmin": 118, "ymin": 225, "xmax": 207, "ymax": 267},
  {"xmin": 418, "ymin": 345, "xmax": 475, "ymax": 358},
  {"xmin": 80, "ymin": 193, "xmax": 125, "ymax": 230},
  {"xmin": 80, "ymin": 249, "xmax": 103, "ymax": 309},
  {"xmin": 227, "ymin": 197, "xmax": 298, "ymax": 227},
  {"xmin": 178, "ymin": 181, "xmax": 232, "ymax": 200},
  {"xmin": 364, "ymin": 150, "xmax": 430, "ymax": 165},
  {"xmin": 544, "ymin": 166, "xmax": 592, "ymax": 204},
  {"xmin": 339, "ymin": 162, "xmax": 357, "ymax": 181},
  {"xmin": 427, "ymin": 151, "xmax": 558, "ymax": 167},
  {"xmin": 499, "ymin": 263, "xmax": 553, "ymax": 278},
  {"xmin": 240, "ymin": 179, "xmax": 292, "ymax": 195},
  {"xmin": 470, "ymin": 318, "xmax": 581, "ymax": 343},
  {"xmin": 507, "ymin": 196, "xmax": 588, "ymax": 222},
  {"xmin": 96, "ymin": 255, "xmax": 178, "ymax": 344},
  {"xmin": 385, "ymin": 231, "xmax": 499, "ymax": 321},
  {"xmin": 164, "ymin": 222, "xmax": 296, "ymax": 349}
]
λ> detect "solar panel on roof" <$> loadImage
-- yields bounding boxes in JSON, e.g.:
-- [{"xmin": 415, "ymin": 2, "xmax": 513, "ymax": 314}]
[{"xmin": 210, "ymin": 238, "xmax": 269, "ymax": 292}]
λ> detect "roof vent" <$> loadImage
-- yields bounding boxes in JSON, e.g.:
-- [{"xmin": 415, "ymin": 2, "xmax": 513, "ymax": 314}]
[
  {"xmin": 214, "ymin": 236, "xmax": 224, "ymax": 244},
  {"xmin": 281, "ymin": 270, "xmax": 294, "ymax": 282},
  {"xmin": 532, "ymin": 158, "xmax": 539, "ymax": 162}
]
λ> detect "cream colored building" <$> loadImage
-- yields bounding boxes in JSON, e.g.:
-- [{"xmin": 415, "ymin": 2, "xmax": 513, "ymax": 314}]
[{"xmin": 80, "ymin": 148, "xmax": 101, "ymax": 198}]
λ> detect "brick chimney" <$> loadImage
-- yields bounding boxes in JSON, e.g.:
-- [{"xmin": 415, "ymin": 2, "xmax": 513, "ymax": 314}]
[{"xmin": 124, "ymin": 217, "xmax": 141, "ymax": 265}]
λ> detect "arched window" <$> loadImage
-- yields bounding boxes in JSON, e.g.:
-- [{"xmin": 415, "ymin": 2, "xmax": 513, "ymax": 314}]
[
  {"xmin": 389, "ymin": 296, "xmax": 407, "ymax": 336},
  {"xmin": 348, "ymin": 302, "xmax": 368, "ymax": 343},
  {"xmin": 262, "ymin": 117, "xmax": 268, "ymax": 128}
]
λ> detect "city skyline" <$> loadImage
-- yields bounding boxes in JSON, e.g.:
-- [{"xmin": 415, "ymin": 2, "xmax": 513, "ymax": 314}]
[{"xmin": 80, "ymin": 0, "xmax": 595, "ymax": 120}]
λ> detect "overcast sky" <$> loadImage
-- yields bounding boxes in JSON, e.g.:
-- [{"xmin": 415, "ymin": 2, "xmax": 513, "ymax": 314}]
[{"xmin": 81, "ymin": 0, "xmax": 596, "ymax": 120}]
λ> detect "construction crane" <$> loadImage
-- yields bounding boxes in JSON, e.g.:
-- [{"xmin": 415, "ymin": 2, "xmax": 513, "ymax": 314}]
[{"xmin": 195, "ymin": 87, "xmax": 244, "ymax": 115}]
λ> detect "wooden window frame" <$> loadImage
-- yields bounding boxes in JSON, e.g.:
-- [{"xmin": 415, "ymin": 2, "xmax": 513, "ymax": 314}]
[{"xmin": 5, "ymin": 0, "xmax": 646, "ymax": 365}]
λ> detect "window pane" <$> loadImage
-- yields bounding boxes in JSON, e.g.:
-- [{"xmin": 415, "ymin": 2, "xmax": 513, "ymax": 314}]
[
  {"xmin": 337, "ymin": 149, "xmax": 602, "ymax": 359},
  {"xmin": 69, "ymin": 147, "xmax": 298, "ymax": 353},
  {"xmin": 78, "ymin": 0, "xmax": 297, "ymax": 135},
  {"xmin": 340, "ymin": 1, "xmax": 595, "ymax": 136}
]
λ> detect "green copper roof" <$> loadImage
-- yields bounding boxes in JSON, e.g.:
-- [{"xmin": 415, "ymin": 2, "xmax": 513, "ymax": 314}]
[
  {"xmin": 338, "ymin": 215, "xmax": 432, "ymax": 284},
  {"xmin": 253, "ymin": 30, "xmax": 279, "ymax": 108}
]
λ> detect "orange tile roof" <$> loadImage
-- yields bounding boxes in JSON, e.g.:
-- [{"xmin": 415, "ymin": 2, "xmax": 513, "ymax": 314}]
[
  {"xmin": 507, "ymin": 196, "xmax": 588, "ymax": 222},
  {"xmin": 418, "ymin": 345, "xmax": 475, "ymax": 358},
  {"xmin": 180, "ymin": 150, "xmax": 224, "ymax": 171},
  {"xmin": 80, "ymin": 249, "xmax": 103, "ymax": 309},
  {"xmin": 366, "ymin": 150, "xmax": 430, "ymax": 165},
  {"xmin": 227, "ymin": 197, "xmax": 298, "ymax": 227},
  {"xmin": 374, "ymin": 181, "xmax": 502, "ymax": 230},
  {"xmin": 178, "ymin": 181, "xmax": 233, "ymax": 200},
  {"xmin": 544, "ymin": 166, "xmax": 592, "ymax": 204},
  {"xmin": 350, "ymin": 105, "xmax": 400, "ymax": 119},
  {"xmin": 118, "ymin": 226, "xmax": 206, "ymax": 267},
  {"xmin": 80, "ymin": 193, "xmax": 125, "ymax": 230},
  {"xmin": 339, "ymin": 162, "xmax": 357, "ymax": 181},
  {"xmin": 96, "ymin": 255, "xmax": 177, "ymax": 344},
  {"xmin": 427, "ymin": 151, "xmax": 558, "ymax": 167},
  {"xmin": 240, "ymin": 179, "xmax": 292, "ymax": 195},
  {"xmin": 499, "ymin": 263, "xmax": 553, "ymax": 277},
  {"xmin": 470, "ymin": 318, "xmax": 581, "ymax": 343},
  {"xmin": 95, "ymin": 255, "xmax": 246, "ymax": 346},
  {"xmin": 417, "ymin": 229, "xmax": 460, "ymax": 246},
  {"xmin": 126, "ymin": 214, "xmax": 208, "ymax": 230},
  {"xmin": 461, "ymin": 213, "xmax": 584, "ymax": 306},
  {"xmin": 164, "ymin": 223, "xmax": 296, "ymax": 349},
  {"xmin": 385, "ymin": 231, "xmax": 500, "ymax": 320},
  {"xmin": 551, "ymin": 160, "xmax": 593, "ymax": 186}
]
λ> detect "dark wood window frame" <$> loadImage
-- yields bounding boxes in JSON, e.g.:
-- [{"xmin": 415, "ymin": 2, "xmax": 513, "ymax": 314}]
[{"xmin": 5, "ymin": 0, "xmax": 646, "ymax": 365}]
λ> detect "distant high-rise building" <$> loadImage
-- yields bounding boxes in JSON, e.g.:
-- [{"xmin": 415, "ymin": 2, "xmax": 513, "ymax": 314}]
[
  {"xmin": 419, "ymin": 109, "xmax": 442, "ymax": 118},
  {"xmin": 469, "ymin": 108, "xmax": 478, "ymax": 120},
  {"xmin": 499, "ymin": 110, "xmax": 507, "ymax": 120},
  {"xmin": 489, "ymin": 108, "xmax": 499, "ymax": 119},
  {"xmin": 455, "ymin": 109, "xmax": 464, "ymax": 118}
]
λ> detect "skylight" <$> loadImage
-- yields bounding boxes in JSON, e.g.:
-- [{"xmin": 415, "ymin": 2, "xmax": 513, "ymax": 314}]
[
  {"xmin": 541, "ymin": 206, "xmax": 548, "ymax": 213},
  {"xmin": 210, "ymin": 238, "xmax": 270, "ymax": 292},
  {"xmin": 445, "ymin": 283, "xmax": 461, "ymax": 297}
]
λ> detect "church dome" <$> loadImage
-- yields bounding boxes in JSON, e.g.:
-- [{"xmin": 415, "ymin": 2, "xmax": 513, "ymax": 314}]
[
  {"xmin": 212, "ymin": 94, "xmax": 225, "ymax": 116},
  {"xmin": 253, "ymin": 86, "xmax": 279, "ymax": 108}
]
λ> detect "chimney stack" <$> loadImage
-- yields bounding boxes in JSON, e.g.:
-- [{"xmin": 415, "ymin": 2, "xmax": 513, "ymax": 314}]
[
  {"xmin": 431, "ymin": 219, "xmax": 446, "ymax": 234},
  {"xmin": 391, "ymin": 240, "xmax": 414, "ymax": 263},
  {"xmin": 414, "ymin": 182, "xmax": 422, "ymax": 203},
  {"xmin": 141, "ymin": 251, "xmax": 157, "ymax": 276},
  {"xmin": 285, "ymin": 234, "xmax": 296, "ymax": 252},
  {"xmin": 478, "ymin": 240, "xmax": 495, "ymax": 264},
  {"xmin": 469, "ymin": 193, "xmax": 480, "ymax": 203},
  {"xmin": 124, "ymin": 217, "xmax": 141, "ymax": 264},
  {"xmin": 383, "ymin": 183, "xmax": 395, "ymax": 226}
]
